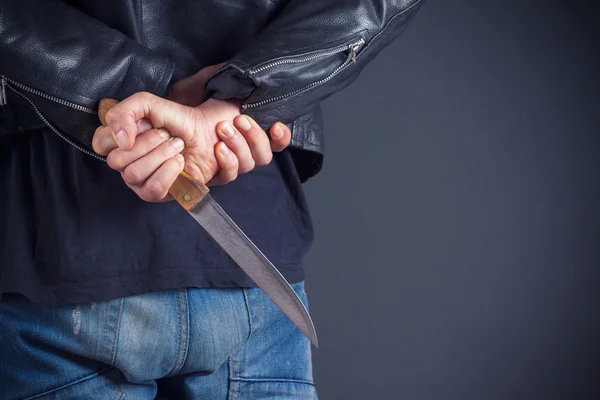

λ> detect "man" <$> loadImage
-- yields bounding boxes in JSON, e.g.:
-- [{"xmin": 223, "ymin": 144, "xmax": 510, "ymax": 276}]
[{"xmin": 0, "ymin": 0, "xmax": 424, "ymax": 398}]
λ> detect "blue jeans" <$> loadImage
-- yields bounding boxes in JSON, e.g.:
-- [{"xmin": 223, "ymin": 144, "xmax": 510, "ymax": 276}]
[{"xmin": 0, "ymin": 282, "xmax": 317, "ymax": 399}]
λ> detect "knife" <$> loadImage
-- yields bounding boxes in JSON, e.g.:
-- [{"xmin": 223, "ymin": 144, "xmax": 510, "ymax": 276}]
[{"xmin": 99, "ymin": 99, "xmax": 318, "ymax": 347}]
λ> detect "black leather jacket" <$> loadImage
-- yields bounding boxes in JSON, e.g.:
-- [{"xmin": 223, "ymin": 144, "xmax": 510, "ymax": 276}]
[{"xmin": 0, "ymin": 0, "xmax": 423, "ymax": 180}]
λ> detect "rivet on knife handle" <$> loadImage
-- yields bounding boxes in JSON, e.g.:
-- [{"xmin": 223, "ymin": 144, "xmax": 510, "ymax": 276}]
[
  {"xmin": 168, "ymin": 171, "xmax": 209, "ymax": 211},
  {"xmin": 98, "ymin": 98, "xmax": 210, "ymax": 210}
]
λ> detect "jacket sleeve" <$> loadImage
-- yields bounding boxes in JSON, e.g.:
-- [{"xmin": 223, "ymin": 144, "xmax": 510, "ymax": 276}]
[
  {"xmin": 0, "ymin": 0, "xmax": 174, "ymax": 147},
  {"xmin": 205, "ymin": 0, "xmax": 425, "ymax": 128}
]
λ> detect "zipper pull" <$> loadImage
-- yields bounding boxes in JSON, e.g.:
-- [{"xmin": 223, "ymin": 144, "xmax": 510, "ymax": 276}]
[
  {"xmin": 348, "ymin": 42, "xmax": 360, "ymax": 64},
  {"xmin": 0, "ymin": 76, "xmax": 7, "ymax": 106}
]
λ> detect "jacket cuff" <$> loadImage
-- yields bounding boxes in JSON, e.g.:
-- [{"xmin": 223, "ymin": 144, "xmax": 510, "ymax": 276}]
[{"xmin": 204, "ymin": 0, "xmax": 425, "ymax": 129}]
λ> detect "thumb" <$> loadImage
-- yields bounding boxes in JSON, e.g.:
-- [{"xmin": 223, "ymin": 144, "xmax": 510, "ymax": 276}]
[
  {"xmin": 269, "ymin": 122, "xmax": 292, "ymax": 152},
  {"xmin": 104, "ymin": 92, "xmax": 196, "ymax": 149}
]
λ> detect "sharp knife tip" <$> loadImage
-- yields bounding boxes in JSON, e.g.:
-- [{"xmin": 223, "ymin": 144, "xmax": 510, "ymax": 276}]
[{"xmin": 304, "ymin": 326, "xmax": 319, "ymax": 348}]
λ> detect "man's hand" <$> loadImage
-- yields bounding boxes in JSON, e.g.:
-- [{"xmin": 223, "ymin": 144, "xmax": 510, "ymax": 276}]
[{"xmin": 92, "ymin": 94, "xmax": 291, "ymax": 202}]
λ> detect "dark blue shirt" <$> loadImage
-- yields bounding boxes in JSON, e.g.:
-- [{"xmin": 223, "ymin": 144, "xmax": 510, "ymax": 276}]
[{"xmin": 0, "ymin": 127, "xmax": 313, "ymax": 305}]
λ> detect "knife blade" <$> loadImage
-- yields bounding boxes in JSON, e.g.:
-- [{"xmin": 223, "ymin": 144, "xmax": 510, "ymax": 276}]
[{"xmin": 99, "ymin": 99, "xmax": 318, "ymax": 347}]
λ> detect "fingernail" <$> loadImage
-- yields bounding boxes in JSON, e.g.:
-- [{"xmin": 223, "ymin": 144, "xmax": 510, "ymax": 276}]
[
  {"xmin": 175, "ymin": 154, "xmax": 184, "ymax": 163},
  {"xmin": 170, "ymin": 137, "xmax": 184, "ymax": 150},
  {"xmin": 115, "ymin": 129, "xmax": 129, "ymax": 148},
  {"xmin": 272, "ymin": 123, "xmax": 284, "ymax": 139},
  {"xmin": 158, "ymin": 128, "xmax": 171, "ymax": 140},
  {"xmin": 219, "ymin": 144, "xmax": 230, "ymax": 156},
  {"xmin": 137, "ymin": 119, "xmax": 153, "ymax": 134},
  {"xmin": 237, "ymin": 115, "xmax": 252, "ymax": 131},
  {"xmin": 220, "ymin": 123, "xmax": 235, "ymax": 137}
]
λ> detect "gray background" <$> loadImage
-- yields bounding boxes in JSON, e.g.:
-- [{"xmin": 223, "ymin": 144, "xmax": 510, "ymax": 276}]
[{"xmin": 304, "ymin": 1, "xmax": 600, "ymax": 399}]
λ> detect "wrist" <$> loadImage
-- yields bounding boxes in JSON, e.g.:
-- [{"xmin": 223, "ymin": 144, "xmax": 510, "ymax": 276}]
[
  {"xmin": 191, "ymin": 98, "xmax": 240, "ymax": 144},
  {"xmin": 196, "ymin": 98, "xmax": 241, "ymax": 120}
]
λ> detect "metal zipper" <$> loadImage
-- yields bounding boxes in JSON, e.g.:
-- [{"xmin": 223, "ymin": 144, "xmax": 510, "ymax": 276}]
[
  {"xmin": 1, "ymin": 76, "xmax": 96, "ymax": 114},
  {"xmin": 248, "ymin": 38, "xmax": 365, "ymax": 75},
  {"xmin": 242, "ymin": 39, "xmax": 365, "ymax": 110},
  {"xmin": 0, "ymin": 76, "xmax": 7, "ymax": 106},
  {"xmin": 2, "ymin": 79, "xmax": 106, "ymax": 161}
]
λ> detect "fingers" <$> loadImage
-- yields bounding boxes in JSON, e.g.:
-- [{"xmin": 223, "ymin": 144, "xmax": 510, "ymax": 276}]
[
  {"xmin": 119, "ymin": 136, "xmax": 185, "ymax": 187},
  {"xmin": 103, "ymin": 125, "xmax": 185, "ymax": 201},
  {"xmin": 208, "ymin": 116, "xmax": 292, "ymax": 184},
  {"xmin": 269, "ymin": 122, "xmax": 292, "ymax": 152},
  {"xmin": 132, "ymin": 154, "xmax": 185, "ymax": 202},
  {"xmin": 216, "ymin": 121, "xmax": 255, "ymax": 174},
  {"xmin": 234, "ymin": 115, "xmax": 273, "ymax": 166},
  {"xmin": 106, "ymin": 128, "xmax": 173, "ymax": 172},
  {"xmin": 104, "ymin": 92, "xmax": 197, "ymax": 150},
  {"xmin": 93, "ymin": 118, "xmax": 153, "ymax": 156},
  {"xmin": 207, "ymin": 142, "xmax": 239, "ymax": 186}
]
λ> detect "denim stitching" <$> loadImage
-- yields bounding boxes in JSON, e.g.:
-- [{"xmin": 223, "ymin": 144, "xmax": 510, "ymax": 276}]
[
  {"xmin": 173, "ymin": 291, "xmax": 183, "ymax": 374},
  {"xmin": 226, "ymin": 354, "xmax": 238, "ymax": 399},
  {"xmin": 229, "ymin": 377, "xmax": 315, "ymax": 386},
  {"xmin": 175, "ymin": 291, "xmax": 183, "ymax": 373},
  {"xmin": 236, "ymin": 367, "xmax": 241, "ymax": 400},
  {"xmin": 175, "ymin": 289, "xmax": 190, "ymax": 373},
  {"xmin": 22, "ymin": 368, "xmax": 112, "ymax": 400},
  {"xmin": 235, "ymin": 340, "xmax": 243, "ymax": 400},
  {"xmin": 241, "ymin": 288, "xmax": 253, "ymax": 340},
  {"xmin": 237, "ymin": 289, "xmax": 251, "ymax": 399},
  {"xmin": 109, "ymin": 299, "xmax": 123, "ymax": 365},
  {"xmin": 231, "ymin": 348, "xmax": 239, "ymax": 399},
  {"xmin": 102, "ymin": 302, "xmax": 110, "ymax": 364},
  {"xmin": 167, "ymin": 291, "xmax": 183, "ymax": 376},
  {"xmin": 227, "ymin": 357, "xmax": 234, "ymax": 399},
  {"xmin": 237, "ymin": 346, "xmax": 242, "ymax": 400},
  {"xmin": 259, "ymin": 289, "xmax": 264, "ymax": 333},
  {"xmin": 112, "ymin": 373, "xmax": 125, "ymax": 400}
]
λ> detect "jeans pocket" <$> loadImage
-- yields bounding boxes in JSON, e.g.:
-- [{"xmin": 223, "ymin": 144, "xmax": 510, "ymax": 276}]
[{"xmin": 0, "ymin": 294, "xmax": 122, "ymax": 399}]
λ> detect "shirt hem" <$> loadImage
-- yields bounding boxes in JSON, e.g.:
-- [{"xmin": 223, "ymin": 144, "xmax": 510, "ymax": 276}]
[{"xmin": 0, "ymin": 266, "xmax": 305, "ymax": 306}]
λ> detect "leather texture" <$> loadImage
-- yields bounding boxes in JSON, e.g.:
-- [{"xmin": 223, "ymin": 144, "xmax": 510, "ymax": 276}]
[{"xmin": 0, "ymin": 0, "xmax": 424, "ymax": 181}]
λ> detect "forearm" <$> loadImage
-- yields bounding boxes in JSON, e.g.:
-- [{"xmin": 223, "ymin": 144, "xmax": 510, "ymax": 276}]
[{"xmin": 0, "ymin": 0, "xmax": 174, "ymax": 146}]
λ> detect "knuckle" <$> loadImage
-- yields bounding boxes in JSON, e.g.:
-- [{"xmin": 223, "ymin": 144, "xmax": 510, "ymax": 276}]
[
  {"xmin": 224, "ymin": 173, "xmax": 237, "ymax": 184},
  {"xmin": 92, "ymin": 135, "xmax": 101, "ymax": 153},
  {"xmin": 105, "ymin": 107, "xmax": 116, "ymax": 122},
  {"xmin": 257, "ymin": 152, "xmax": 272, "ymax": 166},
  {"xmin": 142, "ymin": 181, "xmax": 165, "ymax": 202},
  {"xmin": 106, "ymin": 152, "xmax": 125, "ymax": 171},
  {"xmin": 137, "ymin": 91, "xmax": 153, "ymax": 102},
  {"xmin": 148, "ymin": 182, "xmax": 165, "ymax": 198},
  {"xmin": 142, "ymin": 130, "xmax": 160, "ymax": 148},
  {"xmin": 239, "ymin": 160, "xmax": 255, "ymax": 174},
  {"xmin": 122, "ymin": 165, "xmax": 144, "ymax": 185},
  {"xmin": 138, "ymin": 192, "xmax": 153, "ymax": 202},
  {"xmin": 218, "ymin": 168, "xmax": 236, "ymax": 184}
]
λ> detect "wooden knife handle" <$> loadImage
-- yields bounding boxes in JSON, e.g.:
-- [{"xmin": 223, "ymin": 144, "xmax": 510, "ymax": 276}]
[{"xmin": 98, "ymin": 98, "xmax": 209, "ymax": 211}]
